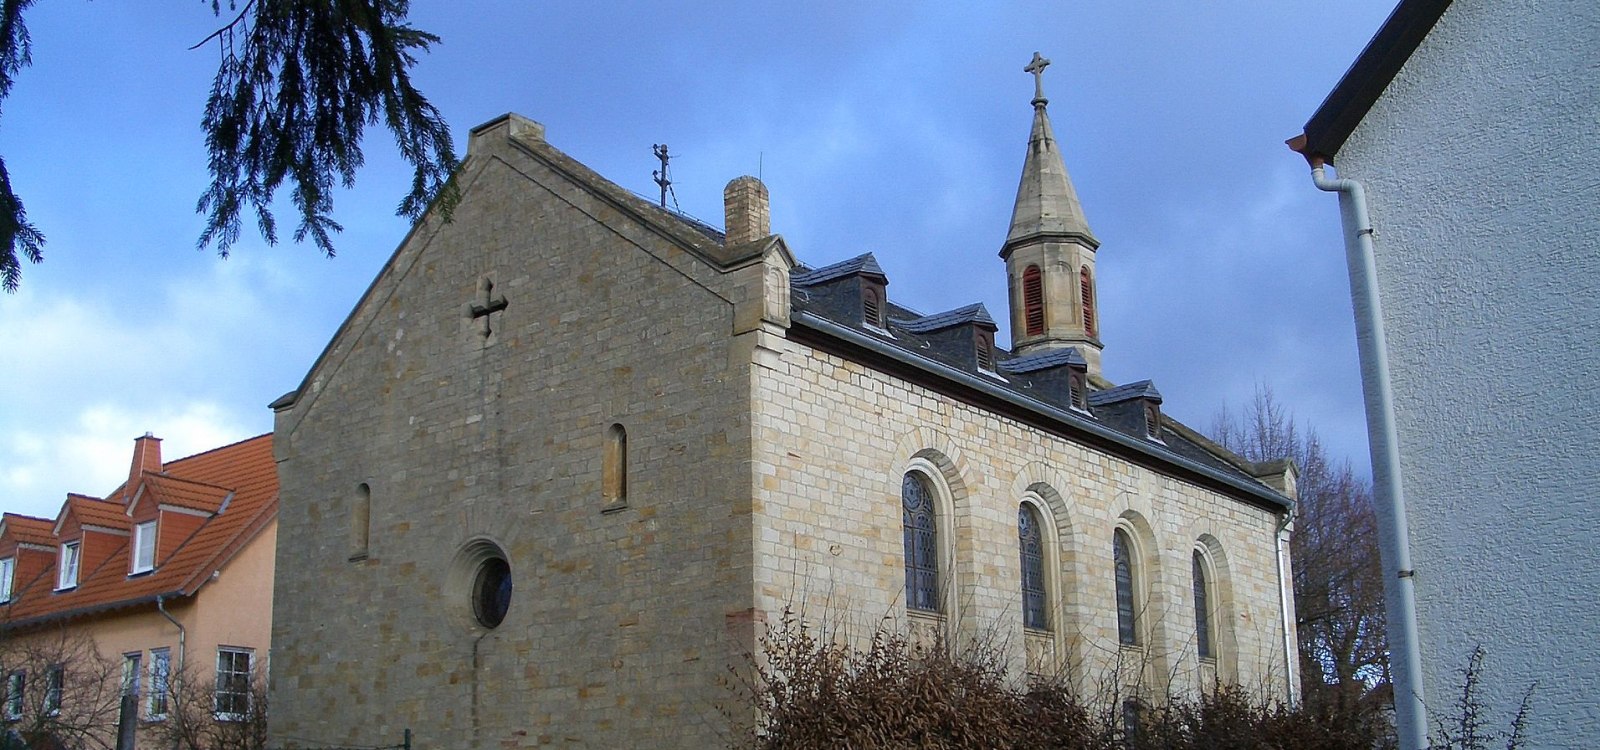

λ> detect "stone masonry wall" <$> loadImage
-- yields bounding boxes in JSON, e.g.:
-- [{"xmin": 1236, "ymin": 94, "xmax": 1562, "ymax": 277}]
[
  {"xmin": 749, "ymin": 336, "xmax": 1295, "ymax": 700},
  {"xmin": 270, "ymin": 121, "xmax": 758, "ymax": 749}
]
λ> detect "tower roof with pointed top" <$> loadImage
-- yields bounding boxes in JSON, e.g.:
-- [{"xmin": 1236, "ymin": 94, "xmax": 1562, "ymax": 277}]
[{"xmin": 1002, "ymin": 55, "xmax": 1098, "ymax": 257}]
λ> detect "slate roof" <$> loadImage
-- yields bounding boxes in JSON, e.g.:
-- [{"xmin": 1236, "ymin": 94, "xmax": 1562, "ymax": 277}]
[
  {"xmin": 1087, "ymin": 379, "xmax": 1163, "ymax": 406},
  {"xmin": 1, "ymin": 434, "xmax": 277, "ymax": 628},
  {"xmin": 892, "ymin": 303, "xmax": 997, "ymax": 333},
  {"xmin": 793, "ymin": 253, "xmax": 887, "ymax": 286},
  {"xmin": 1001, "ymin": 347, "xmax": 1087, "ymax": 374}
]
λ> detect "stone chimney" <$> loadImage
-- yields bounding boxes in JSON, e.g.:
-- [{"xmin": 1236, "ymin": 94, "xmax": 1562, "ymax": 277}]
[
  {"xmin": 723, "ymin": 176, "xmax": 770, "ymax": 246},
  {"xmin": 124, "ymin": 432, "xmax": 162, "ymax": 504}
]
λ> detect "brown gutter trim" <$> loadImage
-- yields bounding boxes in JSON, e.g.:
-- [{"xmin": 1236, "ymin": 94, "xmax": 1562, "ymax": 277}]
[
  {"xmin": 1296, "ymin": 0, "xmax": 1452, "ymax": 163},
  {"xmin": 1, "ymin": 591, "xmax": 188, "ymax": 633}
]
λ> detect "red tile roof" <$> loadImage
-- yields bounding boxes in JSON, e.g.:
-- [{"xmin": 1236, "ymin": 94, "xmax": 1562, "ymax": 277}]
[
  {"xmin": 1, "ymin": 434, "xmax": 277, "ymax": 628},
  {"xmin": 0, "ymin": 514, "xmax": 56, "ymax": 548}
]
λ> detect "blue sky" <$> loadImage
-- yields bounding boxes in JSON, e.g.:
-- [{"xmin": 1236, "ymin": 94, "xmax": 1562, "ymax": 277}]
[{"xmin": 0, "ymin": 2, "xmax": 1396, "ymax": 518}]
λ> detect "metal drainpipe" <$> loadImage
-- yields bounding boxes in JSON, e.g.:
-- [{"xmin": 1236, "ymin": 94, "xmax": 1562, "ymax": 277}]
[
  {"xmin": 1308, "ymin": 162, "xmax": 1427, "ymax": 750},
  {"xmin": 156, "ymin": 595, "xmax": 186, "ymax": 671},
  {"xmin": 1274, "ymin": 509, "xmax": 1299, "ymax": 705}
]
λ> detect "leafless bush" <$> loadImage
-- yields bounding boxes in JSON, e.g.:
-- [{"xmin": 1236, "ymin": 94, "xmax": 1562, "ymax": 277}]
[
  {"xmin": 0, "ymin": 629, "xmax": 121, "ymax": 750},
  {"xmin": 728, "ymin": 608, "xmax": 1407, "ymax": 749},
  {"xmin": 142, "ymin": 663, "xmax": 268, "ymax": 750}
]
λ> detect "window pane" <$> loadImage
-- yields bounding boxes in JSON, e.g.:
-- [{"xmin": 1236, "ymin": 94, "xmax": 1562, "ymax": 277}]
[
  {"xmin": 1019, "ymin": 506, "xmax": 1048, "ymax": 630},
  {"xmin": 1114, "ymin": 530, "xmax": 1137, "ymax": 645},
  {"xmin": 1193, "ymin": 552, "xmax": 1213, "ymax": 659},
  {"xmin": 902, "ymin": 473, "xmax": 939, "ymax": 612}
]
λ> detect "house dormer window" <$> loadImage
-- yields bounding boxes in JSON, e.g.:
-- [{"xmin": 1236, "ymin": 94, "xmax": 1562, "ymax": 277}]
[
  {"xmin": 57, "ymin": 541, "xmax": 80, "ymax": 590},
  {"xmin": 1069, "ymin": 371, "xmax": 1088, "ymax": 411},
  {"xmin": 862, "ymin": 283, "xmax": 886, "ymax": 329},
  {"xmin": 1144, "ymin": 402, "xmax": 1162, "ymax": 441},
  {"xmin": 132, "ymin": 521, "xmax": 156, "ymax": 574},
  {"xmin": 976, "ymin": 330, "xmax": 996, "ymax": 372},
  {"xmin": 0, "ymin": 558, "xmax": 12, "ymax": 603}
]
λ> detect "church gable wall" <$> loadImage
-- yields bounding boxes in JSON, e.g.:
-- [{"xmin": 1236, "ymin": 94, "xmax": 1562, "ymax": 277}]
[
  {"xmin": 748, "ymin": 336, "xmax": 1294, "ymax": 699},
  {"xmin": 270, "ymin": 136, "xmax": 757, "ymax": 749}
]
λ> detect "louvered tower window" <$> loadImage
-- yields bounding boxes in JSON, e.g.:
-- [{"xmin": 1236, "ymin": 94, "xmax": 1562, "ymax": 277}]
[
  {"xmin": 1193, "ymin": 551, "xmax": 1214, "ymax": 659},
  {"xmin": 1114, "ymin": 529, "xmax": 1138, "ymax": 645},
  {"xmin": 1080, "ymin": 267, "xmax": 1097, "ymax": 338},
  {"xmin": 902, "ymin": 473, "xmax": 940, "ymax": 612},
  {"xmin": 1019, "ymin": 505, "xmax": 1048, "ymax": 630},
  {"xmin": 1022, "ymin": 265, "xmax": 1045, "ymax": 336}
]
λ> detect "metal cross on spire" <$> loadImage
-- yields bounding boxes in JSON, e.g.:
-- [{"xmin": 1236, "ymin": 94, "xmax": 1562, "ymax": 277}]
[{"xmin": 1024, "ymin": 52, "xmax": 1051, "ymax": 107}]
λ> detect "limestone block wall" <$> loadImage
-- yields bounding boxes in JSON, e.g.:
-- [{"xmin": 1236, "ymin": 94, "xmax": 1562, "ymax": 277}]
[
  {"xmin": 1332, "ymin": 0, "xmax": 1600, "ymax": 744},
  {"xmin": 270, "ymin": 126, "xmax": 758, "ymax": 749},
  {"xmin": 748, "ymin": 336, "xmax": 1295, "ymax": 700}
]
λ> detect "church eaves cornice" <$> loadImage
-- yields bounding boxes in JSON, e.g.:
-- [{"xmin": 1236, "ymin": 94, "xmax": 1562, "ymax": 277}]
[{"xmin": 786, "ymin": 310, "xmax": 1290, "ymax": 512}]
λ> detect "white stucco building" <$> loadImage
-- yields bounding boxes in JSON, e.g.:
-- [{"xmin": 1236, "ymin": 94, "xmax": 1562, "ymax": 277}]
[{"xmin": 1292, "ymin": 0, "xmax": 1599, "ymax": 746}]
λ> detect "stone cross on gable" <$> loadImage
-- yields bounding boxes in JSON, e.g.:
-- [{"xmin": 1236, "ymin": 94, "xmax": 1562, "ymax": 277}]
[
  {"xmin": 1025, "ymin": 52, "xmax": 1051, "ymax": 106},
  {"xmin": 469, "ymin": 276, "xmax": 508, "ymax": 338}
]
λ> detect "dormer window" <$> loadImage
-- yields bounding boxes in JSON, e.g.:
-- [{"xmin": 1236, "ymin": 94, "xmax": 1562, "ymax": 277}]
[
  {"xmin": 1144, "ymin": 402, "xmax": 1162, "ymax": 441},
  {"xmin": 976, "ymin": 330, "xmax": 996, "ymax": 372},
  {"xmin": 862, "ymin": 283, "xmax": 886, "ymax": 329},
  {"xmin": 132, "ymin": 521, "xmax": 156, "ymax": 574},
  {"xmin": 1069, "ymin": 371, "xmax": 1088, "ymax": 411},
  {"xmin": 0, "ymin": 558, "xmax": 12, "ymax": 603},
  {"xmin": 57, "ymin": 541, "xmax": 80, "ymax": 590}
]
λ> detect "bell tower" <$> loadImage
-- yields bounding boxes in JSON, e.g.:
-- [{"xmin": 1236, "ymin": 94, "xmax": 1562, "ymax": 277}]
[{"xmin": 1002, "ymin": 52, "xmax": 1104, "ymax": 377}]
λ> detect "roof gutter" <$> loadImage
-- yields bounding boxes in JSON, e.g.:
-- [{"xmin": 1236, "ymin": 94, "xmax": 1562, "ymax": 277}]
[
  {"xmin": 0, "ymin": 591, "xmax": 187, "ymax": 632},
  {"xmin": 791, "ymin": 311, "xmax": 1292, "ymax": 510},
  {"xmin": 1300, "ymin": 159, "xmax": 1427, "ymax": 750}
]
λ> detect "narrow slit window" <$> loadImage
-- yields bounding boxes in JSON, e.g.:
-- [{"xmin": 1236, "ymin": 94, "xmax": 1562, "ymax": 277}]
[
  {"xmin": 350, "ymin": 483, "xmax": 371, "ymax": 561},
  {"xmin": 1023, "ymin": 265, "xmax": 1045, "ymax": 336},
  {"xmin": 603, "ymin": 424, "xmax": 628, "ymax": 509}
]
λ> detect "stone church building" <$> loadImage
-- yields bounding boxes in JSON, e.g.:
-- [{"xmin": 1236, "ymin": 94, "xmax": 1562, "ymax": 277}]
[{"xmin": 268, "ymin": 60, "xmax": 1298, "ymax": 748}]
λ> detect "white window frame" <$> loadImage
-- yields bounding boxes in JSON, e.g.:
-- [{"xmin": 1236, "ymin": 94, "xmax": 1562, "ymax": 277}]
[
  {"xmin": 0, "ymin": 557, "xmax": 13, "ymax": 603},
  {"xmin": 43, "ymin": 665, "xmax": 62, "ymax": 717},
  {"xmin": 120, "ymin": 653, "xmax": 141, "ymax": 699},
  {"xmin": 4, "ymin": 670, "xmax": 22, "ymax": 721},
  {"xmin": 57, "ymin": 541, "xmax": 81, "ymax": 590},
  {"xmin": 213, "ymin": 647, "xmax": 252, "ymax": 722},
  {"xmin": 131, "ymin": 521, "xmax": 157, "ymax": 574},
  {"xmin": 146, "ymin": 648, "xmax": 170, "ymax": 720}
]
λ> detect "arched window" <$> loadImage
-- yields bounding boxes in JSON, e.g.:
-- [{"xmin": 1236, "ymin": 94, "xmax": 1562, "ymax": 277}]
[
  {"xmin": 603, "ymin": 424, "xmax": 628, "ymax": 510},
  {"xmin": 1019, "ymin": 505, "xmax": 1048, "ymax": 630},
  {"xmin": 1023, "ymin": 265, "xmax": 1045, "ymax": 336},
  {"xmin": 1114, "ymin": 528, "xmax": 1138, "ymax": 645},
  {"xmin": 902, "ymin": 473, "xmax": 939, "ymax": 612},
  {"xmin": 349, "ymin": 483, "xmax": 371, "ymax": 561},
  {"xmin": 1080, "ymin": 266, "xmax": 1096, "ymax": 338},
  {"xmin": 1193, "ymin": 550, "xmax": 1214, "ymax": 660}
]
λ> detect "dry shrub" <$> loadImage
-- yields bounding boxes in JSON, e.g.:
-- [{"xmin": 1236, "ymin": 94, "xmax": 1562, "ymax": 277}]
[{"xmin": 729, "ymin": 609, "xmax": 1401, "ymax": 750}]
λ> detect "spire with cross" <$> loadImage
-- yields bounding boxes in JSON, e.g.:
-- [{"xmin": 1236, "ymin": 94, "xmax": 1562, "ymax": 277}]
[{"xmin": 1025, "ymin": 52, "xmax": 1051, "ymax": 108}]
